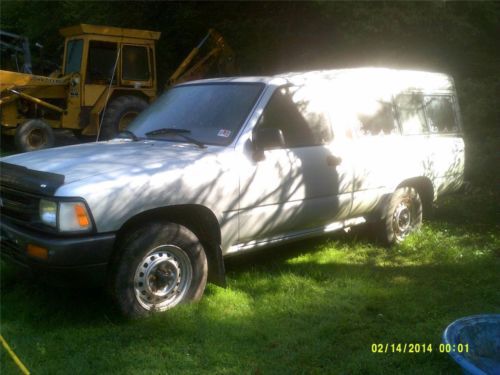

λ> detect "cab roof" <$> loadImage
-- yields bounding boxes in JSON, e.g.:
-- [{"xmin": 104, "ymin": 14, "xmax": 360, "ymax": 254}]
[
  {"xmin": 182, "ymin": 67, "xmax": 454, "ymax": 92},
  {"xmin": 59, "ymin": 24, "xmax": 161, "ymax": 41}
]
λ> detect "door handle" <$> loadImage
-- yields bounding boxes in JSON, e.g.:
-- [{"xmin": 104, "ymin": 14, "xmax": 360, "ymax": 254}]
[{"xmin": 326, "ymin": 155, "xmax": 342, "ymax": 167}]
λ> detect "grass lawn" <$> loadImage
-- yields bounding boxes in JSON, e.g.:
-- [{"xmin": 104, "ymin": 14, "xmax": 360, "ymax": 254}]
[{"xmin": 1, "ymin": 191, "xmax": 498, "ymax": 374}]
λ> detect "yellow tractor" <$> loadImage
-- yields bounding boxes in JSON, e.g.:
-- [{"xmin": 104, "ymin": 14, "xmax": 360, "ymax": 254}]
[{"xmin": 0, "ymin": 25, "xmax": 234, "ymax": 152}]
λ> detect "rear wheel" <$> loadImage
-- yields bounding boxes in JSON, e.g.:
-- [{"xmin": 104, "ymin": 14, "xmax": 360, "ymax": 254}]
[
  {"xmin": 379, "ymin": 186, "xmax": 422, "ymax": 245},
  {"xmin": 99, "ymin": 95, "xmax": 148, "ymax": 140},
  {"xmin": 109, "ymin": 222, "xmax": 208, "ymax": 318},
  {"xmin": 15, "ymin": 119, "xmax": 55, "ymax": 152}
]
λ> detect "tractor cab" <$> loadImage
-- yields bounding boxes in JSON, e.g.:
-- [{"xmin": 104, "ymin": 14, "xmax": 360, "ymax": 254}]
[
  {"xmin": 59, "ymin": 24, "xmax": 161, "ymax": 137},
  {"xmin": 1, "ymin": 24, "xmax": 236, "ymax": 152}
]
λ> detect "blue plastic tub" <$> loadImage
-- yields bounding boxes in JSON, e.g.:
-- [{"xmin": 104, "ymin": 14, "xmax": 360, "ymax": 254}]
[{"xmin": 443, "ymin": 314, "xmax": 500, "ymax": 375}]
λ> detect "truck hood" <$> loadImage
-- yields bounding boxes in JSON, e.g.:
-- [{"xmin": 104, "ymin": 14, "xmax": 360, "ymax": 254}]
[{"xmin": 1, "ymin": 139, "xmax": 220, "ymax": 184}]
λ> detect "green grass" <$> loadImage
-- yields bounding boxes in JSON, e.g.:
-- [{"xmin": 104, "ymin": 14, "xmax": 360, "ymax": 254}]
[{"xmin": 1, "ymin": 192, "xmax": 499, "ymax": 375}]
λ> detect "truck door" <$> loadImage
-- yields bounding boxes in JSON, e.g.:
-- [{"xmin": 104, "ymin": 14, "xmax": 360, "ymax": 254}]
[{"xmin": 238, "ymin": 85, "xmax": 353, "ymax": 243}]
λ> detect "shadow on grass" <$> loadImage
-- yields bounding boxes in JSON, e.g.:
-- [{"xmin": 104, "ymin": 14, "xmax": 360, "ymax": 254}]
[
  {"xmin": 2, "ymin": 248, "xmax": 496, "ymax": 373},
  {"xmin": 0, "ymin": 267, "xmax": 118, "ymax": 325}
]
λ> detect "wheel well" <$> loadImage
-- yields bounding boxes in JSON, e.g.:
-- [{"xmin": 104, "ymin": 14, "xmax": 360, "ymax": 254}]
[
  {"xmin": 114, "ymin": 205, "xmax": 225, "ymax": 286},
  {"xmin": 397, "ymin": 177, "xmax": 434, "ymax": 218},
  {"xmin": 109, "ymin": 90, "xmax": 151, "ymax": 104}
]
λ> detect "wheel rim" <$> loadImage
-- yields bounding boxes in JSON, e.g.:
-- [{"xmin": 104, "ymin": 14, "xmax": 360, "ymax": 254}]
[
  {"xmin": 392, "ymin": 200, "xmax": 413, "ymax": 241},
  {"xmin": 134, "ymin": 245, "xmax": 193, "ymax": 311},
  {"xmin": 27, "ymin": 128, "xmax": 46, "ymax": 148},
  {"xmin": 118, "ymin": 111, "xmax": 139, "ymax": 131}
]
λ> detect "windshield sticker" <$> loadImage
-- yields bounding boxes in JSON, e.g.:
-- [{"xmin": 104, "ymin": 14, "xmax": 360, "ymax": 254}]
[{"xmin": 217, "ymin": 129, "xmax": 232, "ymax": 138}]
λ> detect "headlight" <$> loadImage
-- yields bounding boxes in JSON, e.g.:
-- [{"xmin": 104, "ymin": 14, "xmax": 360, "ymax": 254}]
[
  {"xmin": 39, "ymin": 199, "xmax": 92, "ymax": 232},
  {"xmin": 39, "ymin": 199, "xmax": 57, "ymax": 227}
]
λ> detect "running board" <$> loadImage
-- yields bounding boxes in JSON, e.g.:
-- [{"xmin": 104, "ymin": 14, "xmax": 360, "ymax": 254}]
[{"xmin": 225, "ymin": 216, "xmax": 366, "ymax": 256}]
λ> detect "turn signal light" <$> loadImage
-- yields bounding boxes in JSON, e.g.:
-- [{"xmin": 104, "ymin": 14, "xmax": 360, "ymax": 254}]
[
  {"xmin": 74, "ymin": 204, "xmax": 90, "ymax": 227},
  {"xmin": 27, "ymin": 244, "xmax": 48, "ymax": 260}
]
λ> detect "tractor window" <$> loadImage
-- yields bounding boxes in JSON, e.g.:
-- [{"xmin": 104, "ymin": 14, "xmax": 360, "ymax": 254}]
[
  {"xmin": 122, "ymin": 45, "xmax": 150, "ymax": 81},
  {"xmin": 86, "ymin": 41, "xmax": 118, "ymax": 84},
  {"xmin": 64, "ymin": 39, "xmax": 83, "ymax": 74},
  {"xmin": 149, "ymin": 48, "xmax": 155, "ymax": 82}
]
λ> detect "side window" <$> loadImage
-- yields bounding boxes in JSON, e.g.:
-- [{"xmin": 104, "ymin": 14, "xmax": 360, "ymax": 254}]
[
  {"xmin": 122, "ymin": 45, "xmax": 150, "ymax": 81},
  {"xmin": 395, "ymin": 93, "xmax": 428, "ymax": 135},
  {"xmin": 357, "ymin": 100, "xmax": 397, "ymax": 136},
  {"xmin": 425, "ymin": 96, "xmax": 458, "ymax": 133},
  {"xmin": 86, "ymin": 41, "xmax": 118, "ymax": 84},
  {"xmin": 64, "ymin": 39, "xmax": 83, "ymax": 75},
  {"xmin": 258, "ymin": 86, "xmax": 332, "ymax": 148}
]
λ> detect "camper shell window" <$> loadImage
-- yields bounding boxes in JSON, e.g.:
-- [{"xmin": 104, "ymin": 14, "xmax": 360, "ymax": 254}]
[
  {"xmin": 395, "ymin": 93, "xmax": 428, "ymax": 135},
  {"xmin": 424, "ymin": 95, "xmax": 458, "ymax": 134}
]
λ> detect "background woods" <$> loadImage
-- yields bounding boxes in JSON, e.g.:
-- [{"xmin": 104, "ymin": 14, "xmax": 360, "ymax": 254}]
[{"xmin": 1, "ymin": 1, "xmax": 498, "ymax": 186}]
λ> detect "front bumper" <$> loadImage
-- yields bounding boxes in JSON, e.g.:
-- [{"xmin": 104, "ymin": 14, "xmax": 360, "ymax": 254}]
[{"xmin": 0, "ymin": 220, "xmax": 116, "ymax": 286}]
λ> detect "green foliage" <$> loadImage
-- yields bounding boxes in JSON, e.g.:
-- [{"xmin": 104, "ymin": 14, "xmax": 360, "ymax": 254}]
[
  {"xmin": 2, "ymin": 2, "xmax": 498, "ymax": 76},
  {"xmin": 455, "ymin": 77, "xmax": 500, "ymax": 188},
  {"xmin": 1, "ymin": 193, "xmax": 498, "ymax": 374}
]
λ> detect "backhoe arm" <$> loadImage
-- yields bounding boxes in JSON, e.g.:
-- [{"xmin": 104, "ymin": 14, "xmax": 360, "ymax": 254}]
[{"xmin": 167, "ymin": 29, "xmax": 236, "ymax": 88}]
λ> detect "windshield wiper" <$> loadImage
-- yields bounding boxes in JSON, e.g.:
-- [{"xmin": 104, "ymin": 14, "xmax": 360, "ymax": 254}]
[
  {"xmin": 116, "ymin": 130, "xmax": 139, "ymax": 141},
  {"xmin": 145, "ymin": 128, "xmax": 206, "ymax": 148}
]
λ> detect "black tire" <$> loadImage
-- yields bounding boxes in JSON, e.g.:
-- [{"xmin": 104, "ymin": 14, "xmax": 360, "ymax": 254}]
[
  {"xmin": 99, "ymin": 95, "xmax": 148, "ymax": 140},
  {"xmin": 109, "ymin": 222, "xmax": 208, "ymax": 318},
  {"xmin": 0, "ymin": 133, "xmax": 15, "ymax": 154},
  {"xmin": 72, "ymin": 130, "xmax": 92, "ymax": 142},
  {"xmin": 379, "ymin": 186, "xmax": 423, "ymax": 245},
  {"xmin": 15, "ymin": 119, "xmax": 55, "ymax": 152}
]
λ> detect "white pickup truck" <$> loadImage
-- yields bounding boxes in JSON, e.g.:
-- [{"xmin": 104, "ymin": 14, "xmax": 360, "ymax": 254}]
[{"xmin": 0, "ymin": 68, "xmax": 464, "ymax": 317}]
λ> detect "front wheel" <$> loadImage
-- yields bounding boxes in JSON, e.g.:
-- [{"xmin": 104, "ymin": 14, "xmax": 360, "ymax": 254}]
[
  {"xmin": 109, "ymin": 222, "xmax": 208, "ymax": 318},
  {"xmin": 379, "ymin": 186, "xmax": 422, "ymax": 245}
]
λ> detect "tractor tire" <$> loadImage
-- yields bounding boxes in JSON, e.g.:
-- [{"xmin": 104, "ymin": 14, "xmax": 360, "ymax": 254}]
[
  {"xmin": 99, "ymin": 95, "xmax": 149, "ymax": 140},
  {"xmin": 15, "ymin": 119, "xmax": 55, "ymax": 152},
  {"xmin": 72, "ymin": 130, "xmax": 93, "ymax": 142}
]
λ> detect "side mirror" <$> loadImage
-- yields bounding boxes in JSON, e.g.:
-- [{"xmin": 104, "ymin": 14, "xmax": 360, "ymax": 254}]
[{"xmin": 253, "ymin": 128, "xmax": 285, "ymax": 152}]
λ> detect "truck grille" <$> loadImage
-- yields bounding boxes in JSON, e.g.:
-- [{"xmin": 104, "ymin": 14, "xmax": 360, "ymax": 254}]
[
  {"xmin": 0, "ymin": 186, "xmax": 40, "ymax": 226},
  {"xmin": 0, "ymin": 237, "xmax": 26, "ymax": 264}
]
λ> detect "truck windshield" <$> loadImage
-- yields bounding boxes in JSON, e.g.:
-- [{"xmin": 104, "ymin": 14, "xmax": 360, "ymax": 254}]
[
  {"xmin": 128, "ymin": 83, "xmax": 264, "ymax": 146},
  {"xmin": 64, "ymin": 39, "xmax": 83, "ymax": 74}
]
